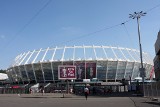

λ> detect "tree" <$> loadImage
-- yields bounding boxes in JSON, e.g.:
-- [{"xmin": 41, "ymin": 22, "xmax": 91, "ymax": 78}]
[{"xmin": 0, "ymin": 69, "xmax": 6, "ymax": 74}]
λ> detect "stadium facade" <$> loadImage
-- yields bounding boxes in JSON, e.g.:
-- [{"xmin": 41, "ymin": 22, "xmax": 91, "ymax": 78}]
[{"xmin": 6, "ymin": 45, "xmax": 153, "ymax": 84}]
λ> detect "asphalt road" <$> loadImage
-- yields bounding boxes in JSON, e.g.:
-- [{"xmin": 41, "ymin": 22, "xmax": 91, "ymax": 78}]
[{"xmin": 0, "ymin": 94, "xmax": 159, "ymax": 107}]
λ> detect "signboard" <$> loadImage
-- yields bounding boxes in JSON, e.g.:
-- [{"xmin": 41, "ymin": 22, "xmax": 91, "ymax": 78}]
[
  {"xmin": 74, "ymin": 62, "xmax": 85, "ymax": 79},
  {"xmin": 58, "ymin": 65, "xmax": 76, "ymax": 80},
  {"xmin": 86, "ymin": 62, "xmax": 96, "ymax": 79},
  {"xmin": 139, "ymin": 68, "xmax": 146, "ymax": 77}
]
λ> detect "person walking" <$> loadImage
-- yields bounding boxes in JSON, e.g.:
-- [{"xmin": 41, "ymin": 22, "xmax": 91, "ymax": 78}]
[{"xmin": 84, "ymin": 87, "xmax": 89, "ymax": 100}]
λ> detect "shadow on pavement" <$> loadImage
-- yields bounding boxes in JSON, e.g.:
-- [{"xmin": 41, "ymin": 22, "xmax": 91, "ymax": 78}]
[{"xmin": 142, "ymin": 101, "xmax": 160, "ymax": 106}]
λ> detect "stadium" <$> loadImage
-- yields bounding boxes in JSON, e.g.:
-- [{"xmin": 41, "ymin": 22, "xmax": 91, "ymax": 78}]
[{"xmin": 6, "ymin": 45, "xmax": 153, "ymax": 85}]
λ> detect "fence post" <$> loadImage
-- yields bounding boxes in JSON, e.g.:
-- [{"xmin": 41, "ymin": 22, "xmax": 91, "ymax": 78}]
[
  {"xmin": 151, "ymin": 83, "xmax": 153, "ymax": 98},
  {"xmin": 155, "ymin": 83, "xmax": 157, "ymax": 98}
]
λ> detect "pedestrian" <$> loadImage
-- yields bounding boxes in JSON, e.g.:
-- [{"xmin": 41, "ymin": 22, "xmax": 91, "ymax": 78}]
[{"xmin": 84, "ymin": 87, "xmax": 89, "ymax": 100}]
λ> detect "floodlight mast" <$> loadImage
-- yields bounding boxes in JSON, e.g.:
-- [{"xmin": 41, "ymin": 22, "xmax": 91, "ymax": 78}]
[{"xmin": 129, "ymin": 11, "xmax": 146, "ymax": 96}]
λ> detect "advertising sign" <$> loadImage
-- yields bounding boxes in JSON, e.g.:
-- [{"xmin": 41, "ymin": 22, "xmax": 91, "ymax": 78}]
[
  {"xmin": 86, "ymin": 62, "xmax": 96, "ymax": 79},
  {"xmin": 58, "ymin": 65, "xmax": 76, "ymax": 80},
  {"xmin": 74, "ymin": 62, "xmax": 85, "ymax": 79}
]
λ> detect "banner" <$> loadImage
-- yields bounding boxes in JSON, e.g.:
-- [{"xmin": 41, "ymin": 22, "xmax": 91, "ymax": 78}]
[
  {"xmin": 74, "ymin": 62, "xmax": 85, "ymax": 79},
  {"xmin": 58, "ymin": 65, "xmax": 76, "ymax": 80},
  {"xmin": 86, "ymin": 62, "xmax": 96, "ymax": 79}
]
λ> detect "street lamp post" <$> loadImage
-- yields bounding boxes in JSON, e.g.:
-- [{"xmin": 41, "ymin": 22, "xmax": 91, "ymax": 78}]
[{"xmin": 129, "ymin": 11, "xmax": 146, "ymax": 96}]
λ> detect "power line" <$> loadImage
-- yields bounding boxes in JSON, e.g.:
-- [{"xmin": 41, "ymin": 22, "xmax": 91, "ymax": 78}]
[
  {"xmin": 2, "ymin": 0, "xmax": 52, "ymax": 50},
  {"xmin": 145, "ymin": 3, "xmax": 160, "ymax": 12},
  {"xmin": 121, "ymin": 22, "xmax": 136, "ymax": 48},
  {"xmin": 53, "ymin": 19, "xmax": 133, "ymax": 47},
  {"xmin": 3, "ymin": 1, "xmax": 160, "ymax": 50},
  {"xmin": 52, "ymin": 3, "xmax": 160, "ymax": 46},
  {"xmin": 51, "ymin": 23, "xmax": 124, "ymax": 47}
]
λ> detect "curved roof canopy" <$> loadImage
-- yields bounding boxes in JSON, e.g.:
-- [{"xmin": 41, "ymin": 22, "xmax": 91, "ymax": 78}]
[{"xmin": 11, "ymin": 45, "xmax": 153, "ymax": 67}]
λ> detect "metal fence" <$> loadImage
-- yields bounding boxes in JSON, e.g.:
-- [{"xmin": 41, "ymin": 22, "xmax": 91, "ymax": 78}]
[{"xmin": 144, "ymin": 81, "xmax": 160, "ymax": 98}]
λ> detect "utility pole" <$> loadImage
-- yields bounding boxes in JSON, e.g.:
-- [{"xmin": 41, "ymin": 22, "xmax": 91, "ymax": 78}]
[{"xmin": 129, "ymin": 11, "xmax": 146, "ymax": 96}]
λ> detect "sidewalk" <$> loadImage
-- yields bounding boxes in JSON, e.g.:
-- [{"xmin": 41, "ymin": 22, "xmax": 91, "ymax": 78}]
[
  {"xmin": 130, "ymin": 97, "xmax": 160, "ymax": 107},
  {"xmin": 0, "ymin": 93, "xmax": 159, "ymax": 107},
  {"xmin": 19, "ymin": 93, "xmax": 78, "ymax": 98}
]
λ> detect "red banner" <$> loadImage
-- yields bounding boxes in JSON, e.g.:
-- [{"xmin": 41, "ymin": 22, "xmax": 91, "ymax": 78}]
[
  {"xmin": 74, "ymin": 62, "xmax": 85, "ymax": 79},
  {"xmin": 86, "ymin": 62, "xmax": 96, "ymax": 79},
  {"xmin": 58, "ymin": 65, "xmax": 76, "ymax": 80}
]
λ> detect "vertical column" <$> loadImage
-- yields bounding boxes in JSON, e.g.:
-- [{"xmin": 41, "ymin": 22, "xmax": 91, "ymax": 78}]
[
  {"xmin": 40, "ymin": 63, "xmax": 45, "ymax": 83},
  {"xmin": 106, "ymin": 61, "xmax": 108, "ymax": 82},
  {"xmin": 115, "ymin": 61, "xmax": 119, "ymax": 82},
  {"xmin": 18, "ymin": 66, "xmax": 24, "ymax": 84},
  {"xmin": 32, "ymin": 64, "xmax": 37, "ymax": 83},
  {"xmin": 131, "ymin": 62, "xmax": 136, "ymax": 80},
  {"xmin": 24, "ymin": 64, "xmax": 29, "ymax": 82},
  {"xmin": 51, "ymin": 48, "xmax": 57, "ymax": 82},
  {"xmin": 124, "ymin": 61, "xmax": 128, "ymax": 79},
  {"xmin": 96, "ymin": 60, "xmax": 97, "ymax": 79},
  {"xmin": 51, "ymin": 62, "xmax": 54, "ymax": 81},
  {"xmin": 13, "ymin": 67, "xmax": 18, "ymax": 83}
]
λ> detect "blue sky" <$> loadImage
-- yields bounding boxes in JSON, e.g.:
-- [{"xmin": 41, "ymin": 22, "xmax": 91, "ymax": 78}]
[{"xmin": 0, "ymin": 0, "xmax": 160, "ymax": 69}]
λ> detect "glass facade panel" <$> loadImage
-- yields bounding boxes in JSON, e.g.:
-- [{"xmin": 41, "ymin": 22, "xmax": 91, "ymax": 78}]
[
  {"xmin": 14, "ymin": 67, "xmax": 20, "ymax": 77},
  {"xmin": 132, "ymin": 63, "xmax": 140, "ymax": 79},
  {"xmin": 14, "ymin": 66, "xmax": 23, "ymax": 82},
  {"xmin": 107, "ymin": 61, "xmax": 117, "ymax": 80},
  {"xmin": 6, "ymin": 69, "xmax": 14, "ymax": 82},
  {"xmin": 42, "ymin": 63, "xmax": 53, "ymax": 81},
  {"xmin": 125, "ymin": 62, "xmax": 134, "ymax": 80},
  {"xmin": 97, "ymin": 61, "xmax": 107, "ymax": 80},
  {"xmin": 116, "ymin": 61, "xmax": 126, "ymax": 80},
  {"xmin": 33, "ymin": 64, "xmax": 44, "ymax": 83},
  {"xmin": 10, "ymin": 68, "xmax": 17, "ymax": 82},
  {"xmin": 52, "ymin": 62, "xmax": 62, "ymax": 80},
  {"xmin": 63, "ymin": 62, "xmax": 73, "ymax": 65},
  {"xmin": 145, "ymin": 64, "xmax": 152, "ymax": 79},
  {"xmin": 19, "ymin": 65, "xmax": 28, "ymax": 81},
  {"xmin": 25, "ymin": 64, "xmax": 35, "ymax": 81}
]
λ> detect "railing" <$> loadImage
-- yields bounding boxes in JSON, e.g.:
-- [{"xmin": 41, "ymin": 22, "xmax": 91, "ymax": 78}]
[{"xmin": 143, "ymin": 82, "xmax": 160, "ymax": 99}]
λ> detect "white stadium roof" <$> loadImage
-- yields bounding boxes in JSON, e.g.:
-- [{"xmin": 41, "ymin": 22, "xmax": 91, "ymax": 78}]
[{"xmin": 11, "ymin": 45, "xmax": 153, "ymax": 67}]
